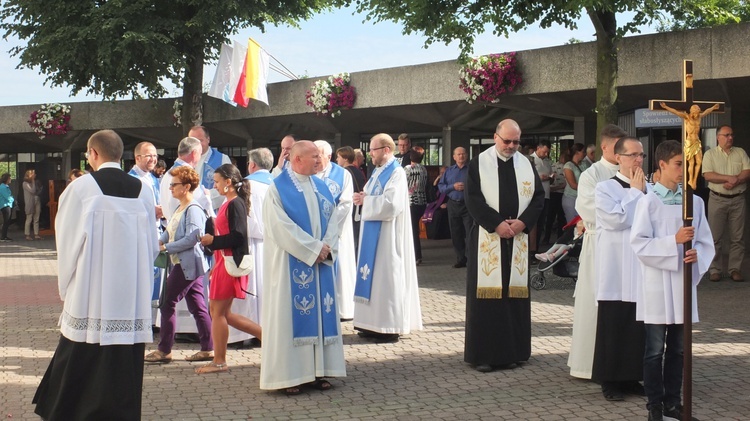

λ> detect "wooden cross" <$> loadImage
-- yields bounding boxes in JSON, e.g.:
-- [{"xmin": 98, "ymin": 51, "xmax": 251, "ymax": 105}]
[{"xmin": 648, "ymin": 60, "xmax": 724, "ymax": 421}]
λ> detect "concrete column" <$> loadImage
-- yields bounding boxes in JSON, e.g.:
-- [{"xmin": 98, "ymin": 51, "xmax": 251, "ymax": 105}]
[
  {"xmin": 62, "ymin": 149, "xmax": 72, "ymax": 178},
  {"xmin": 442, "ymin": 126, "xmax": 471, "ymax": 166}
]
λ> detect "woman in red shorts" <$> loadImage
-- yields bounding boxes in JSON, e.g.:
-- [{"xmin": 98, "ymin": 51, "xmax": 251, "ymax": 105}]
[{"xmin": 197, "ymin": 164, "xmax": 262, "ymax": 373}]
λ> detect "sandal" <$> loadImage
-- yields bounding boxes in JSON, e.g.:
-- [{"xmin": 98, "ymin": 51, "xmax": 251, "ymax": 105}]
[
  {"xmin": 195, "ymin": 361, "xmax": 229, "ymax": 374},
  {"xmin": 34, "ymin": 235, "xmax": 42, "ymax": 240},
  {"xmin": 283, "ymin": 386, "xmax": 302, "ymax": 396},
  {"xmin": 25, "ymin": 236, "xmax": 33, "ymax": 241},
  {"xmin": 145, "ymin": 350, "xmax": 172, "ymax": 363},
  {"xmin": 186, "ymin": 351, "xmax": 214, "ymax": 362},
  {"xmin": 308, "ymin": 378, "xmax": 332, "ymax": 391}
]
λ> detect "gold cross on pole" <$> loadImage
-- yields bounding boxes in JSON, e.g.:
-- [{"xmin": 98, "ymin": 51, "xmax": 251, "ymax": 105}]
[{"xmin": 648, "ymin": 59, "xmax": 724, "ymax": 421}]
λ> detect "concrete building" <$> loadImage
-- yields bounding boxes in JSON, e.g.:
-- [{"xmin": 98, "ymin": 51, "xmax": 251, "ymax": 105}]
[{"xmin": 1, "ymin": 22, "xmax": 749, "ymax": 175}]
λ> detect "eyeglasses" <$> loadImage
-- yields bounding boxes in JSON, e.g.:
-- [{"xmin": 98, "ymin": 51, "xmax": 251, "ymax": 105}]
[
  {"xmin": 718, "ymin": 133, "xmax": 734, "ymax": 137},
  {"xmin": 619, "ymin": 152, "xmax": 647, "ymax": 159},
  {"xmin": 369, "ymin": 146, "xmax": 387, "ymax": 152},
  {"xmin": 495, "ymin": 133, "xmax": 520, "ymax": 146},
  {"xmin": 169, "ymin": 182, "xmax": 186, "ymax": 188},
  {"xmin": 137, "ymin": 154, "xmax": 158, "ymax": 159}
]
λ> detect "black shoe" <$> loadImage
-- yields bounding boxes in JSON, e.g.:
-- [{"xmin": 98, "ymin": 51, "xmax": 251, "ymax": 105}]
[
  {"xmin": 621, "ymin": 380, "xmax": 645, "ymax": 396},
  {"xmin": 474, "ymin": 364, "xmax": 493, "ymax": 373},
  {"xmin": 601, "ymin": 382, "xmax": 624, "ymax": 401},
  {"xmin": 663, "ymin": 404, "xmax": 699, "ymax": 421},
  {"xmin": 453, "ymin": 261, "xmax": 467, "ymax": 268},
  {"xmin": 648, "ymin": 404, "xmax": 664, "ymax": 421}
]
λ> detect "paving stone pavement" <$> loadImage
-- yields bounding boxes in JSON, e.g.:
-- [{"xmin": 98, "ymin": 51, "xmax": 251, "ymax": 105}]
[{"xmin": 1, "ymin": 224, "xmax": 749, "ymax": 420}]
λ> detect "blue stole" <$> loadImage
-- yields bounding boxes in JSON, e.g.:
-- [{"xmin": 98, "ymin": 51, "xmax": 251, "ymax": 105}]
[
  {"xmin": 245, "ymin": 170, "xmax": 273, "ymax": 185},
  {"xmin": 354, "ymin": 159, "xmax": 399, "ymax": 303},
  {"xmin": 201, "ymin": 147, "xmax": 224, "ymax": 190},
  {"xmin": 274, "ymin": 168, "xmax": 339, "ymax": 345},
  {"xmin": 128, "ymin": 168, "xmax": 160, "ymax": 205},
  {"xmin": 321, "ymin": 163, "xmax": 345, "ymax": 204}
]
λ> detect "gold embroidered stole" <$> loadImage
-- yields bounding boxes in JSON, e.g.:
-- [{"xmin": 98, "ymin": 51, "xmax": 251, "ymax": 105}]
[{"xmin": 476, "ymin": 149, "xmax": 534, "ymax": 299}]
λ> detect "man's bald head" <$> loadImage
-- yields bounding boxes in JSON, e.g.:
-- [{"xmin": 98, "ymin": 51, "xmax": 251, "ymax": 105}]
[
  {"xmin": 290, "ymin": 140, "xmax": 321, "ymax": 176},
  {"xmin": 88, "ymin": 130, "xmax": 124, "ymax": 162}
]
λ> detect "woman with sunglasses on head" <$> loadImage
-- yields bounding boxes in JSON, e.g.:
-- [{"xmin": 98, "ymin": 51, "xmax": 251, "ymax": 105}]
[
  {"xmin": 145, "ymin": 166, "xmax": 213, "ymax": 364},
  {"xmin": 198, "ymin": 163, "xmax": 262, "ymax": 373},
  {"xmin": 562, "ymin": 143, "xmax": 587, "ymax": 223}
]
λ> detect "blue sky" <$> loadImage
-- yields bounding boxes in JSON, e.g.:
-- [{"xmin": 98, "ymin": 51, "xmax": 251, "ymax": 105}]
[{"xmin": 0, "ymin": 6, "xmax": 654, "ymax": 106}]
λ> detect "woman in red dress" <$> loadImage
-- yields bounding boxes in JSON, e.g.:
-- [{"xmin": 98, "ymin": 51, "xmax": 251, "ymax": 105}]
[{"xmin": 197, "ymin": 164, "xmax": 262, "ymax": 373}]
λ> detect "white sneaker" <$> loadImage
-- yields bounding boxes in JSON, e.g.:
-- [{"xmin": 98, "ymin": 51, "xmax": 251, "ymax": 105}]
[{"xmin": 535, "ymin": 253, "xmax": 548, "ymax": 262}]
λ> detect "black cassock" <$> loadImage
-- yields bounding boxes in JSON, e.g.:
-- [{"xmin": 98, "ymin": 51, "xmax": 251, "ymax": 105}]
[{"xmin": 464, "ymin": 154, "xmax": 544, "ymax": 366}]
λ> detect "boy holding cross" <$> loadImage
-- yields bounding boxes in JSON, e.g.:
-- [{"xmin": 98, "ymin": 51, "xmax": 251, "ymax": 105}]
[{"xmin": 630, "ymin": 140, "xmax": 714, "ymax": 421}]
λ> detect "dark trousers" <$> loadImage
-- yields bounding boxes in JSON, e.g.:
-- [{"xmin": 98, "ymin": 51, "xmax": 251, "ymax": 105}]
[
  {"xmin": 1, "ymin": 206, "xmax": 10, "ymax": 239},
  {"xmin": 447, "ymin": 199, "xmax": 472, "ymax": 264},
  {"xmin": 535, "ymin": 198, "xmax": 550, "ymax": 247},
  {"xmin": 158, "ymin": 264, "xmax": 213, "ymax": 354},
  {"xmin": 644, "ymin": 323, "xmax": 684, "ymax": 408},
  {"xmin": 548, "ymin": 192, "xmax": 565, "ymax": 238},
  {"xmin": 410, "ymin": 204, "xmax": 426, "ymax": 260}
]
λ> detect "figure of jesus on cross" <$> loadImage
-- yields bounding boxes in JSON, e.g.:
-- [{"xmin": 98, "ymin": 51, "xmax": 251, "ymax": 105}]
[{"xmin": 650, "ymin": 60, "xmax": 724, "ymax": 191}]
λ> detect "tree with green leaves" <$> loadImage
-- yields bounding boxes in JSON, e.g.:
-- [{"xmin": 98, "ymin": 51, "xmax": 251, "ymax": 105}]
[
  {"xmin": 1, "ymin": 0, "xmax": 330, "ymax": 134},
  {"xmin": 345, "ymin": 0, "xmax": 737, "ymax": 146}
]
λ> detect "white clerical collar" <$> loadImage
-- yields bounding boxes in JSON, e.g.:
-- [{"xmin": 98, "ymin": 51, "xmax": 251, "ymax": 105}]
[
  {"xmin": 317, "ymin": 163, "xmax": 331, "ymax": 178},
  {"xmin": 98, "ymin": 162, "xmax": 122, "ymax": 170},
  {"xmin": 493, "ymin": 147, "xmax": 511, "ymax": 162},
  {"xmin": 615, "ymin": 172, "xmax": 631, "ymax": 184},
  {"xmin": 130, "ymin": 165, "xmax": 148, "ymax": 177},
  {"xmin": 599, "ymin": 158, "xmax": 619, "ymax": 170}
]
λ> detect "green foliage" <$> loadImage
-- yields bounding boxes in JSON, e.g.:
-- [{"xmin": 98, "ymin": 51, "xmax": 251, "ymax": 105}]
[
  {"xmin": 566, "ymin": 37, "xmax": 584, "ymax": 44},
  {"xmin": 656, "ymin": 0, "xmax": 746, "ymax": 31},
  {"xmin": 0, "ymin": 0, "xmax": 331, "ymax": 100}
]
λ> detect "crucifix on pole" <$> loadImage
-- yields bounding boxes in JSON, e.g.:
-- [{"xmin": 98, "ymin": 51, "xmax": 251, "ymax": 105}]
[{"xmin": 649, "ymin": 59, "xmax": 724, "ymax": 421}]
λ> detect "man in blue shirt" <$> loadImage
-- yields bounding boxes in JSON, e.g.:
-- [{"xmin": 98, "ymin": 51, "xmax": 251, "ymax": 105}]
[{"xmin": 438, "ymin": 147, "xmax": 471, "ymax": 268}]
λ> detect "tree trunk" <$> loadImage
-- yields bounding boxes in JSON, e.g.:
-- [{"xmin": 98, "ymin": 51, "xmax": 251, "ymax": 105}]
[
  {"xmin": 587, "ymin": 8, "xmax": 618, "ymax": 158},
  {"xmin": 181, "ymin": 43, "xmax": 205, "ymax": 137}
]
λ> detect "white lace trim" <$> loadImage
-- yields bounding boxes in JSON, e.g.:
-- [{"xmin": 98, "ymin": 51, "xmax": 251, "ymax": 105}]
[{"xmin": 60, "ymin": 311, "xmax": 151, "ymax": 344}]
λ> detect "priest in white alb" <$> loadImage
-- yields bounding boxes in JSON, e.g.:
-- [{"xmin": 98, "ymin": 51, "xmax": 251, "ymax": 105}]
[
  {"xmin": 568, "ymin": 124, "xmax": 627, "ymax": 379},
  {"xmin": 33, "ymin": 130, "xmax": 158, "ymax": 420},
  {"xmin": 260, "ymin": 141, "xmax": 346, "ymax": 395},
  {"xmin": 464, "ymin": 119, "xmax": 544, "ymax": 373},
  {"xmin": 592, "ymin": 136, "xmax": 649, "ymax": 401},
  {"xmin": 314, "ymin": 140, "xmax": 357, "ymax": 321},
  {"xmin": 353, "ymin": 133, "xmax": 423, "ymax": 342}
]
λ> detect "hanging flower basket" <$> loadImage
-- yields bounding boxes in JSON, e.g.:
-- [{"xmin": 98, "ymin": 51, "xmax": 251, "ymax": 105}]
[
  {"xmin": 459, "ymin": 52, "xmax": 522, "ymax": 104},
  {"xmin": 28, "ymin": 103, "xmax": 71, "ymax": 139},
  {"xmin": 305, "ymin": 72, "xmax": 357, "ymax": 117}
]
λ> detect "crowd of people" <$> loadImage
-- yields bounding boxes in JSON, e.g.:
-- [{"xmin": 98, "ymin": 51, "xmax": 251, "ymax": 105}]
[{"xmin": 27, "ymin": 121, "xmax": 749, "ymax": 421}]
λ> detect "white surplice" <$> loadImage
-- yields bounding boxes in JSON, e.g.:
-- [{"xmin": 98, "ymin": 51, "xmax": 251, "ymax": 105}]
[
  {"xmin": 595, "ymin": 175, "xmax": 648, "ymax": 302},
  {"xmin": 56, "ymin": 173, "xmax": 158, "ymax": 345},
  {"xmin": 568, "ymin": 158, "xmax": 618, "ymax": 379},
  {"xmin": 260, "ymin": 172, "xmax": 346, "ymax": 390},
  {"xmin": 630, "ymin": 193, "xmax": 714, "ymax": 324},
  {"xmin": 353, "ymin": 162, "xmax": 423, "ymax": 334},
  {"xmin": 228, "ymin": 176, "xmax": 269, "ymax": 343},
  {"xmin": 316, "ymin": 163, "xmax": 357, "ymax": 320}
]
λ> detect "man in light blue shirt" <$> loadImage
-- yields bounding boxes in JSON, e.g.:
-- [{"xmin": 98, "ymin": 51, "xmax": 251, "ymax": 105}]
[{"xmin": 438, "ymin": 147, "xmax": 471, "ymax": 268}]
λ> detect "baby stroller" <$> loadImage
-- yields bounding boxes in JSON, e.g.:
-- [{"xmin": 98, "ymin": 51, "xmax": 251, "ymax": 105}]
[{"xmin": 530, "ymin": 216, "xmax": 583, "ymax": 290}]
